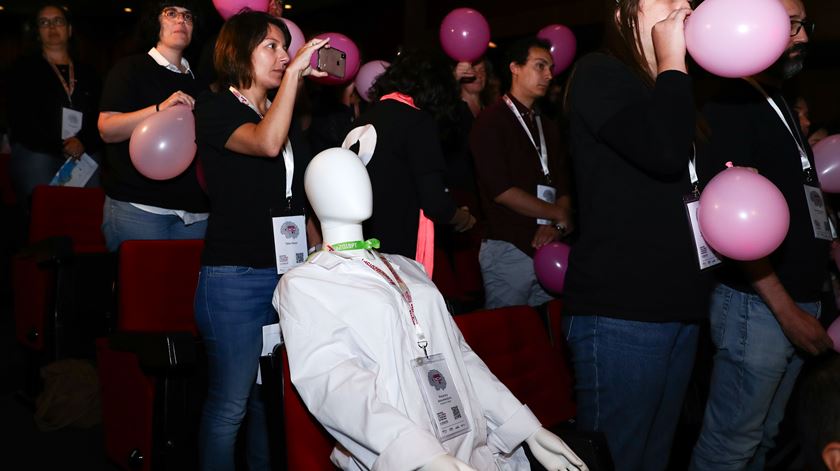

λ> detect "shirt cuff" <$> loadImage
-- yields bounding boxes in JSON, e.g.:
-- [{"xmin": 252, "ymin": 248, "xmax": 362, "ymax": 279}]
[
  {"xmin": 372, "ymin": 427, "xmax": 448, "ymax": 471},
  {"xmin": 486, "ymin": 404, "xmax": 542, "ymax": 455}
]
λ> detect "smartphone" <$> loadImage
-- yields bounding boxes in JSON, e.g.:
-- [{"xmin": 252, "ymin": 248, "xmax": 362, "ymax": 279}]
[{"xmin": 317, "ymin": 47, "xmax": 346, "ymax": 78}]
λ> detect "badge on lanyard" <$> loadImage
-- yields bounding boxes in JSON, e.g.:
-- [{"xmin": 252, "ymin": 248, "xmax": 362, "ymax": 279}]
[
  {"xmin": 536, "ymin": 184, "xmax": 556, "ymax": 225},
  {"xmin": 804, "ymin": 184, "xmax": 832, "ymax": 240},
  {"xmin": 61, "ymin": 107, "xmax": 83, "ymax": 140},
  {"xmin": 272, "ymin": 207, "xmax": 307, "ymax": 274},
  {"xmin": 411, "ymin": 353, "xmax": 471, "ymax": 442},
  {"xmin": 684, "ymin": 151, "xmax": 722, "ymax": 270}
]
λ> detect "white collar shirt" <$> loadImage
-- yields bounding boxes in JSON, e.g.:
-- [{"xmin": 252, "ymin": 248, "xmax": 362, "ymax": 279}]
[
  {"xmin": 274, "ymin": 250, "xmax": 541, "ymax": 471},
  {"xmin": 147, "ymin": 47, "xmax": 194, "ymax": 78}
]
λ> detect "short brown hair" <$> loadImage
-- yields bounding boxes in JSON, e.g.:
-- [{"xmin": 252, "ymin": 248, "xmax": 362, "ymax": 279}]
[{"xmin": 214, "ymin": 10, "xmax": 291, "ymax": 89}]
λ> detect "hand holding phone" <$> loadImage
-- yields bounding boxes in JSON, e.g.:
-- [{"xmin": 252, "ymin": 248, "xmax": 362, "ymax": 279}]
[{"xmin": 317, "ymin": 47, "xmax": 347, "ymax": 78}]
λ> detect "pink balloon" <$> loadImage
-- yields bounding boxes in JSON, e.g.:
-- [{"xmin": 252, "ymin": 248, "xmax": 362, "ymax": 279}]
[
  {"xmin": 829, "ymin": 316, "xmax": 840, "ymax": 353},
  {"xmin": 308, "ymin": 32, "xmax": 361, "ymax": 86},
  {"xmin": 814, "ymin": 134, "xmax": 840, "ymax": 193},
  {"xmin": 534, "ymin": 242, "xmax": 571, "ymax": 294},
  {"xmin": 129, "ymin": 105, "xmax": 196, "ymax": 181},
  {"xmin": 354, "ymin": 60, "xmax": 390, "ymax": 102},
  {"xmin": 698, "ymin": 167, "xmax": 790, "ymax": 261},
  {"xmin": 537, "ymin": 24, "xmax": 577, "ymax": 76},
  {"xmin": 212, "ymin": 0, "xmax": 269, "ymax": 20},
  {"xmin": 439, "ymin": 8, "xmax": 490, "ymax": 62},
  {"xmin": 685, "ymin": 0, "xmax": 790, "ymax": 78},
  {"xmin": 281, "ymin": 18, "xmax": 304, "ymax": 59}
]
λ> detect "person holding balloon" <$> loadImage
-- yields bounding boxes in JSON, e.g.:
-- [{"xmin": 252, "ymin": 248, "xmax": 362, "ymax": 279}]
[
  {"xmin": 690, "ymin": 0, "xmax": 835, "ymax": 469},
  {"xmin": 469, "ymin": 37, "xmax": 574, "ymax": 310},
  {"xmin": 191, "ymin": 10, "xmax": 327, "ymax": 471},
  {"xmin": 97, "ymin": 0, "xmax": 208, "ymax": 252},
  {"xmin": 562, "ymin": 1, "xmax": 710, "ymax": 470}
]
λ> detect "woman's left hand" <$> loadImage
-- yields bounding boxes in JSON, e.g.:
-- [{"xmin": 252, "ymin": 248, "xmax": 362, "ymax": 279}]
[
  {"xmin": 62, "ymin": 137, "xmax": 84, "ymax": 160},
  {"xmin": 288, "ymin": 37, "xmax": 330, "ymax": 79}
]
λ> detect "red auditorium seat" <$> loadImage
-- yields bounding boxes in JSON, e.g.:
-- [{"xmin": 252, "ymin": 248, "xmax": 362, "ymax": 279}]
[
  {"xmin": 13, "ymin": 186, "xmax": 111, "ymax": 366},
  {"xmin": 96, "ymin": 239, "xmax": 204, "ymax": 471},
  {"xmin": 454, "ymin": 305, "xmax": 576, "ymax": 428}
]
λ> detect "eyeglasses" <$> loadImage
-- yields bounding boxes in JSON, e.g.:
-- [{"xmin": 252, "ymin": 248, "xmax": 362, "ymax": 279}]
[
  {"xmin": 161, "ymin": 8, "xmax": 194, "ymax": 24},
  {"xmin": 790, "ymin": 19, "xmax": 814, "ymax": 37},
  {"xmin": 37, "ymin": 17, "xmax": 67, "ymax": 28}
]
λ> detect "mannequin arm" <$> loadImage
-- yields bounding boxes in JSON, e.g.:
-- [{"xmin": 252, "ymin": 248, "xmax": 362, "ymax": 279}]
[
  {"xmin": 526, "ymin": 428, "xmax": 588, "ymax": 471},
  {"xmin": 417, "ymin": 454, "xmax": 477, "ymax": 471}
]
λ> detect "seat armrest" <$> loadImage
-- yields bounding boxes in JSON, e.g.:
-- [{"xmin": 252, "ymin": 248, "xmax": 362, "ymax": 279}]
[{"xmin": 108, "ymin": 331, "xmax": 198, "ymax": 372}]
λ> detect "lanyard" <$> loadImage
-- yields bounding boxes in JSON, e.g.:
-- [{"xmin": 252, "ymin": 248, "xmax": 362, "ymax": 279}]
[
  {"xmin": 45, "ymin": 56, "xmax": 74, "ymax": 106},
  {"xmin": 229, "ymin": 86, "xmax": 295, "ymax": 199},
  {"xmin": 362, "ymin": 253, "xmax": 429, "ymax": 357},
  {"xmin": 326, "ymin": 238, "xmax": 380, "ymax": 251},
  {"xmin": 688, "ymin": 143, "xmax": 698, "ymax": 193},
  {"xmin": 743, "ymin": 78, "xmax": 812, "ymax": 174},
  {"xmin": 502, "ymin": 94, "xmax": 549, "ymax": 178}
]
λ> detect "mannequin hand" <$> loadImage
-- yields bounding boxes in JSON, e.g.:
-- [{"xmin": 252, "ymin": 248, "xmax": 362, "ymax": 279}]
[
  {"xmin": 652, "ymin": 5, "xmax": 692, "ymax": 75},
  {"xmin": 417, "ymin": 454, "xmax": 477, "ymax": 471},
  {"xmin": 526, "ymin": 428, "xmax": 588, "ymax": 471},
  {"xmin": 62, "ymin": 137, "xmax": 84, "ymax": 160}
]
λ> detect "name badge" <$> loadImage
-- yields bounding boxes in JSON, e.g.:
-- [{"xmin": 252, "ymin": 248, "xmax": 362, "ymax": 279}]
[
  {"xmin": 61, "ymin": 107, "xmax": 83, "ymax": 140},
  {"xmin": 411, "ymin": 353, "xmax": 471, "ymax": 442},
  {"xmin": 804, "ymin": 184, "xmax": 832, "ymax": 241},
  {"xmin": 271, "ymin": 209, "xmax": 308, "ymax": 274},
  {"xmin": 536, "ymin": 184, "xmax": 556, "ymax": 225},
  {"xmin": 684, "ymin": 194, "xmax": 722, "ymax": 270}
]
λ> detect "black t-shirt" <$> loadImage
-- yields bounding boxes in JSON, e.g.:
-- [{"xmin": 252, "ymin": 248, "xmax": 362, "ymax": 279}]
[
  {"xmin": 7, "ymin": 54, "xmax": 102, "ymax": 155},
  {"xmin": 564, "ymin": 53, "xmax": 711, "ymax": 322},
  {"xmin": 99, "ymin": 53, "xmax": 208, "ymax": 212},
  {"xmin": 699, "ymin": 79, "xmax": 829, "ymax": 302},
  {"xmin": 194, "ymin": 90, "xmax": 311, "ymax": 268},
  {"xmin": 355, "ymin": 99, "xmax": 457, "ymax": 259}
]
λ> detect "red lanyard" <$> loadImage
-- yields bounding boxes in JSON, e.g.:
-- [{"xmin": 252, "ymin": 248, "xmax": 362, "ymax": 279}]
[
  {"xmin": 363, "ymin": 254, "xmax": 429, "ymax": 357},
  {"xmin": 46, "ymin": 57, "xmax": 75, "ymax": 106}
]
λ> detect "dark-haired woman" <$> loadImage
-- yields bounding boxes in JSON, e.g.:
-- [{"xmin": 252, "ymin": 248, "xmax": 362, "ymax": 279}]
[
  {"xmin": 563, "ymin": 1, "xmax": 709, "ymax": 470},
  {"xmin": 192, "ymin": 10, "xmax": 326, "ymax": 471},
  {"xmin": 357, "ymin": 51, "xmax": 475, "ymax": 273},
  {"xmin": 98, "ymin": 1, "xmax": 208, "ymax": 252},
  {"xmin": 8, "ymin": 4, "xmax": 102, "ymax": 216}
]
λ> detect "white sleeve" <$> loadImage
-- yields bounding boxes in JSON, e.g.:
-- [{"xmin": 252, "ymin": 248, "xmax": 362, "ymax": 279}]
[
  {"xmin": 449, "ymin": 316, "xmax": 542, "ymax": 455},
  {"xmin": 276, "ymin": 274, "xmax": 448, "ymax": 471}
]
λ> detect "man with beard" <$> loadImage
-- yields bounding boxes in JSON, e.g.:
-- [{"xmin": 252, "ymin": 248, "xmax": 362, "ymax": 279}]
[{"xmin": 690, "ymin": 0, "xmax": 834, "ymax": 469}]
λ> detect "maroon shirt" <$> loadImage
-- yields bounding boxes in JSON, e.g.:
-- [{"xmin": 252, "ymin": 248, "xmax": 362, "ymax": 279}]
[{"xmin": 470, "ymin": 95, "xmax": 571, "ymax": 257}]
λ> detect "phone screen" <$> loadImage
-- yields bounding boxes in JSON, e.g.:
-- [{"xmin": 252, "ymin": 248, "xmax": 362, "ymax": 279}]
[{"xmin": 317, "ymin": 48, "xmax": 347, "ymax": 78}]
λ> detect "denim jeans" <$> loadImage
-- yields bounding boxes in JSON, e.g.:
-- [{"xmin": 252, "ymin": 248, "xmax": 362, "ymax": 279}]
[
  {"xmin": 563, "ymin": 315, "xmax": 699, "ymax": 471},
  {"xmin": 689, "ymin": 284, "xmax": 820, "ymax": 471},
  {"xmin": 194, "ymin": 265, "xmax": 280, "ymax": 471},
  {"xmin": 102, "ymin": 196, "xmax": 207, "ymax": 252},
  {"xmin": 479, "ymin": 239, "xmax": 553, "ymax": 309}
]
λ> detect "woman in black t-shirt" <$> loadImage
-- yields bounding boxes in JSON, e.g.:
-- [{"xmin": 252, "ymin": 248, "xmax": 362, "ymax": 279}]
[
  {"xmin": 98, "ymin": 1, "xmax": 208, "ymax": 252},
  {"xmin": 192, "ymin": 11, "xmax": 326, "ymax": 471}
]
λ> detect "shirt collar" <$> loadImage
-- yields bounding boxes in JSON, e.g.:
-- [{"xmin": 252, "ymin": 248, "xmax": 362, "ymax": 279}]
[
  {"xmin": 148, "ymin": 47, "xmax": 193, "ymax": 77},
  {"xmin": 505, "ymin": 93, "xmax": 540, "ymax": 118}
]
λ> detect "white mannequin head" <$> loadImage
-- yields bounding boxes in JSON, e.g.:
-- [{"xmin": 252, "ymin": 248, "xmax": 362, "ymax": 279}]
[{"xmin": 304, "ymin": 147, "xmax": 372, "ymax": 246}]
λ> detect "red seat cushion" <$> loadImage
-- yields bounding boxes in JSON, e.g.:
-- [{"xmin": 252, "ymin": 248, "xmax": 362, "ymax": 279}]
[{"xmin": 29, "ymin": 185, "xmax": 106, "ymax": 253}]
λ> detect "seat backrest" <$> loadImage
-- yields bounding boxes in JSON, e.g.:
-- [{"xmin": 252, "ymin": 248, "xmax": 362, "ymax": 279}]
[
  {"xmin": 117, "ymin": 239, "xmax": 204, "ymax": 334},
  {"xmin": 454, "ymin": 305, "xmax": 576, "ymax": 428},
  {"xmin": 281, "ymin": 347, "xmax": 337, "ymax": 470},
  {"xmin": 29, "ymin": 185, "xmax": 106, "ymax": 253}
]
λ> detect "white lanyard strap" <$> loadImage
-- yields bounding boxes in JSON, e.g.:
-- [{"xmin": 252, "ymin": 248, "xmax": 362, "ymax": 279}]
[
  {"xmin": 688, "ymin": 143, "xmax": 698, "ymax": 188},
  {"xmin": 502, "ymin": 95, "xmax": 549, "ymax": 177},
  {"xmin": 229, "ymin": 86, "xmax": 294, "ymax": 199},
  {"xmin": 743, "ymin": 78, "xmax": 811, "ymax": 172}
]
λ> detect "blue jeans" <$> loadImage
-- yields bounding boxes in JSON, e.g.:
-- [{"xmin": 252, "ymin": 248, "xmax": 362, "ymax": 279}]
[
  {"xmin": 102, "ymin": 196, "xmax": 207, "ymax": 252},
  {"xmin": 194, "ymin": 265, "xmax": 280, "ymax": 471},
  {"xmin": 690, "ymin": 284, "xmax": 820, "ymax": 471},
  {"xmin": 563, "ymin": 315, "xmax": 699, "ymax": 471},
  {"xmin": 479, "ymin": 239, "xmax": 553, "ymax": 309}
]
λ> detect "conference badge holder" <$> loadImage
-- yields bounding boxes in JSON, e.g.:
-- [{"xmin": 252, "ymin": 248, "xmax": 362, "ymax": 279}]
[
  {"xmin": 683, "ymin": 191, "xmax": 722, "ymax": 271},
  {"xmin": 804, "ymin": 184, "xmax": 832, "ymax": 241},
  {"xmin": 536, "ymin": 184, "xmax": 557, "ymax": 226},
  {"xmin": 271, "ymin": 205, "xmax": 307, "ymax": 275},
  {"xmin": 411, "ymin": 354, "xmax": 471, "ymax": 443}
]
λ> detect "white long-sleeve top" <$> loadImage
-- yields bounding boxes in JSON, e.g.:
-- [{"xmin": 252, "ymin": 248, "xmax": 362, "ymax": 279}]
[{"xmin": 274, "ymin": 250, "xmax": 541, "ymax": 471}]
